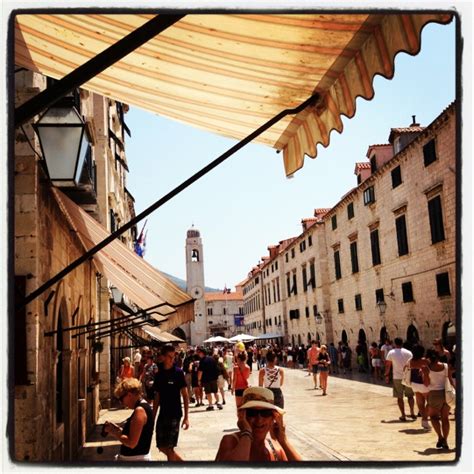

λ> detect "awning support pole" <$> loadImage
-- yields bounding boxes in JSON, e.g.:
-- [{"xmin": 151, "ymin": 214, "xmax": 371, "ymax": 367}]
[
  {"xmin": 88, "ymin": 318, "xmax": 154, "ymax": 340},
  {"xmin": 14, "ymin": 14, "xmax": 186, "ymax": 127},
  {"xmin": 20, "ymin": 93, "xmax": 320, "ymax": 308}
]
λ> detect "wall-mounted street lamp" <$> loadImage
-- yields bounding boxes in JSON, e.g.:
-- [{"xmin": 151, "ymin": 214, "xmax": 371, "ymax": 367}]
[
  {"xmin": 376, "ymin": 300, "xmax": 387, "ymax": 316},
  {"xmin": 33, "ymin": 98, "xmax": 90, "ymax": 187},
  {"xmin": 110, "ymin": 286, "xmax": 123, "ymax": 305}
]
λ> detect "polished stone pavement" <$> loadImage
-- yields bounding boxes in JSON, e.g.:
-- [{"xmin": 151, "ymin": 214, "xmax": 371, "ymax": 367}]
[{"xmin": 79, "ymin": 366, "xmax": 458, "ymax": 464}]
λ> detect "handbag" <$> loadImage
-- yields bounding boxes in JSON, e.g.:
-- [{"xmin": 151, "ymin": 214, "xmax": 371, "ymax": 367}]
[
  {"xmin": 402, "ymin": 365, "xmax": 411, "ymax": 387},
  {"xmin": 444, "ymin": 364, "xmax": 456, "ymax": 406}
]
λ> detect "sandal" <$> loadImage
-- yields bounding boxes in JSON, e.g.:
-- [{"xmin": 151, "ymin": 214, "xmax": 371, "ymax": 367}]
[
  {"xmin": 409, "ymin": 414, "xmax": 417, "ymax": 420},
  {"xmin": 399, "ymin": 416, "xmax": 407, "ymax": 421}
]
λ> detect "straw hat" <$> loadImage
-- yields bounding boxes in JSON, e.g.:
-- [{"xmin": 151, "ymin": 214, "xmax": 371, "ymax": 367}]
[
  {"xmin": 238, "ymin": 387, "xmax": 285, "ymax": 414},
  {"xmin": 236, "ymin": 342, "xmax": 245, "ymax": 352}
]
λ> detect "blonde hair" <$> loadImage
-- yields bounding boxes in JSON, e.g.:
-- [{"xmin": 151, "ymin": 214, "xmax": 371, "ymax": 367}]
[{"xmin": 114, "ymin": 377, "xmax": 142, "ymax": 399}]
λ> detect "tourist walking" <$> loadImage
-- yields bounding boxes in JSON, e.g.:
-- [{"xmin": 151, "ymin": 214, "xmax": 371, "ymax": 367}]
[
  {"xmin": 152, "ymin": 345, "xmax": 189, "ymax": 461},
  {"xmin": 118, "ymin": 357, "xmax": 134, "ymax": 381},
  {"xmin": 133, "ymin": 349, "xmax": 142, "ymax": 378},
  {"xmin": 406, "ymin": 344, "xmax": 431, "ymax": 429},
  {"xmin": 369, "ymin": 342, "xmax": 383, "ymax": 379},
  {"xmin": 384, "ymin": 337, "xmax": 416, "ymax": 421},
  {"xmin": 104, "ymin": 378, "xmax": 154, "ymax": 461},
  {"xmin": 341, "ymin": 344, "xmax": 352, "ymax": 373},
  {"xmin": 216, "ymin": 355, "xmax": 229, "ymax": 405},
  {"xmin": 232, "ymin": 351, "xmax": 250, "ymax": 410},
  {"xmin": 223, "ymin": 349, "xmax": 234, "ymax": 390},
  {"xmin": 307, "ymin": 341, "xmax": 320, "ymax": 389},
  {"xmin": 317, "ymin": 345, "xmax": 330, "ymax": 396},
  {"xmin": 422, "ymin": 348, "xmax": 454, "ymax": 450},
  {"xmin": 140, "ymin": 353, "xmax": 158, "ymax": 403},
  {"xmin": 215, "ymin": 387, "xmax": 302, "ymax": 461},
  {"xmin": 197, "ymin": 347, "xmax": 222, "ymax": 410},
  {"xmin": 328, "ymin": 343, "xmax": 338, "ymax": 374},
  {"xmin": 191, "ymin": 355, "xmax": 203, "ymax": 407},
  {"xmin": 258, "ymin": 350, "xmax": 284, "ymax": 408}
]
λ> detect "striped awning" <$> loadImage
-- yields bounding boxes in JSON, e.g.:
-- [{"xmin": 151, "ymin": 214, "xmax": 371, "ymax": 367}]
[
  {"xmin": 52, "ymin": 188, "xmax": 194, "ymax": 330},
  {"xmin": 14, "ymin": 12, "xmax": 453, "ymax": 176},
  {"xmin": 142, "ymin": 324, "xmax": 185, "ymax": 343}
]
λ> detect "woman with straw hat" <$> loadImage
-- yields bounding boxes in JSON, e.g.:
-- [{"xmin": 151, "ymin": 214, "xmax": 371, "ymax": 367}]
[{"xmin": 215, "ymin": 387, "xmax": 301, "ymax": 461}]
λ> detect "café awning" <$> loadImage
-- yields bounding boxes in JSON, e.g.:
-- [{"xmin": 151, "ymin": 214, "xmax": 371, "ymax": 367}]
[
  {"xmin": 142, "ymin": 324, "xmax": 185, "ymax": 343},
  {"xmin": 13, "ymin": 12, "xmax": 453, "ymax": 176},
  {"xmin": 52, "ymin": 188, "xmax": 194, "ymax": 330}
]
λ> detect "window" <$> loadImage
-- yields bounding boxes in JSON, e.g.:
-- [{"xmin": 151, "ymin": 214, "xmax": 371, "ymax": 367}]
[
  {"xmin": 428, "ymin": 195, "xmax": 445, "ymax": 244},
  {"xmin": 402, "ymin": 282, "xmax": 414, "ymax": 302},
  {"xmin": 308, "ymin": 235, "xmax": 313, "ymax": 246},
  {"xmin": 285, "ymin": 253, "xmax": 289, "ymax": 263},
  {"xmin": 308, "ymin": 262, "xmax": 316, "ymax": 289},
  {"xmin": 347, "ymin": 202, "xmax": 354, "ymax": 219},
  {"xmin": 286, "ymin": 274, "xmax": 291, "ymax": 297},
  {"xmin": 291, "ymin": 248, "xmax": 295, "ymax": 258},
  {"xmin": 355, "ymin": 294, "xmax": 362, "ymax": 311},
  {"xmin": 391, "ymin": 165, "xmax": 402, "ymax": 188},
  {"xmin": 370, "ymin": 155, "xmax": 377, "ymax": 173},
  {"xmin": 302, "ymin": 267, "xmax": 308, "ymax": 292},
  {"xmin": 363, "ymin": 186, "xmax": 375, "ymax": 205},
  {"xmin": 207, "ymin": 308, "xmax": 213, "ymax": 316},
  {"xmin": 305, "ymin": 306, "xmax": 310, "ymax": 318},
  {"xmin": 331, "ymin": 215, "xmax": 337, "ymax": 230},
  {"xmin": 334, "ymin": 250, "xmax": 342, "ymax": 280},
  {"xmin": 313, "ymin": 305, "xmax": 318, "ymax": 317},
  {"xmin": 300, "ymin": 241, "xmax": 306, "ymax": 252},
  {"xmin": 289, "ymin": 309, "xmax": 300, "ymax": 320},
  {"xmin": 292, "ymin": 273, "xmax": 298, "ymax": 295},
  {"xmin": 223, "ymin": 307, "xmax": 227, "ymax": 315},
  {"xmin": 423, "ymin": 139, "xmax": 437, "ymax": 167},
  {"xmin": 370, "ymin": 229, "xmax": 381, "ymax": 266},
  {"xmin": 110, "ymin": 209, "xmax": 117, "ymax": 233},
  {"xmin": 350, "ymin": 241, "xmax": 359, "ymax": 273},
  {"xmin": 375, "ymin": 288, "xmax": 384, "ymax": 304},
  {"xmin": 396, "ymin": 215, "xmax": 409, "ymax": 256},
  {"xmin": 436, "ymin": 272, "xmax": 451, "ymax": 297},
  {"xmin": 337, "ymin": 298, "xmax": 345, "ymax": 314},
  {"xmin": 275, "ymin": 261, "xmax": 278, "ymax": 270}
]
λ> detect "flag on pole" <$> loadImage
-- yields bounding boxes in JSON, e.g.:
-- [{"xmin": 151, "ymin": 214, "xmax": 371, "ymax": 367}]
[{"xmin": 134, "ymin": 220, "xmax": 148, "ymax": 257}]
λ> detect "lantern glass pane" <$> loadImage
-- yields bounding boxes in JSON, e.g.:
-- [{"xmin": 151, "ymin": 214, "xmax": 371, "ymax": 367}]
[
  {"xmin": 74, "ymin": 132, "xmax": 89, "ymax": 184},
  {"xmin": 39, "ymin": 126, "xmax": 83, "ymax": 181}
]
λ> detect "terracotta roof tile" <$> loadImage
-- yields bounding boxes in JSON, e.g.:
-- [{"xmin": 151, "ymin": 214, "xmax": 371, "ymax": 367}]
[
  {"xmin": 355, "ymin": 162, "xmax": 371, "ymax": 170},
  {"xmin": 205, "ymin": 290, "xmax": 243, "ymax": 302},
  {"xmin": 390, "ymin": 126, "xmax": 425, "ymax": 134}
]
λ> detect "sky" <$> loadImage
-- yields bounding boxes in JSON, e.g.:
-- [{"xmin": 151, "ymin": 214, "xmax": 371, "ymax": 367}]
[{"xmin": 124, "ymin": 19, "xmax": 456, "ymax": 290}]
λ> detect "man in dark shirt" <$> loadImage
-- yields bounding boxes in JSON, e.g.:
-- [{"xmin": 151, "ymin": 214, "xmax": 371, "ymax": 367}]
[
  {"xmin": 182, "ymin": 348, "xmax": 196, "ymax": 404},
  {"xmin": 196, "ymin": 347, "xmax": 222, "ymax": 410},
  {"xmin": 152, "ymin": 345, "xmax": 189, "ymax": 461}
]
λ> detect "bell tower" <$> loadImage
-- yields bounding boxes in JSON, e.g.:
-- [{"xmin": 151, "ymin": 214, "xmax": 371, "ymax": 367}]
[{"xmin": 184, "ymin": 226, "xmax": 206, "ymax": 344}]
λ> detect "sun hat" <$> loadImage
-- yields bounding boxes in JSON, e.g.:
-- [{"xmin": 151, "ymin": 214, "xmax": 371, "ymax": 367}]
[
  {"xmin": 236, "ymin": 341, "xmax": 245, "ymax": 352},
  {"xmin": 238, "ymin": 387, "xmax": 285, "ymax": 414},
  {"xmin": 122, "ymin": 356, "xmax": 131, "ymax": 363}
]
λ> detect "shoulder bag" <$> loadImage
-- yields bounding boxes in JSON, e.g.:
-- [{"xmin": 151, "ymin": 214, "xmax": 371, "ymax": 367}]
[{"xmin": 444, "ymin": 363, "xmax": 456, "ymax": 406}]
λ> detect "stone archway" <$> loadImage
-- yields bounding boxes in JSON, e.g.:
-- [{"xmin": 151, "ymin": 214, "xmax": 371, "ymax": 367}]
[
  {"xmin": 406, "ymin": 324, "xmax": 420, "ymax": 348},
  {"xmin": 172, "ymin": 327, "xmax": 187, "ymax": 342},
  {"xmin": 442, "ymin": 321, "xmax": 456, "ymax": 350},
  {"xmin": 380, "ymin": 326, "xmax": 389, "ymax": 345},
  {"xmin": 341, "ymin": 330, "xmax": 348, "ymax": 344},
  {"xmin": 357, "ymin": 329, "xmax": 369, "ymax": 371}
]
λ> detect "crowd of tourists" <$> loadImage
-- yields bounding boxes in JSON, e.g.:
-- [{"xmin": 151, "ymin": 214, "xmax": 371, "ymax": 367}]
[{"xmin": 104, "ymin": 336, "xmax": 456, "ymax": 461}]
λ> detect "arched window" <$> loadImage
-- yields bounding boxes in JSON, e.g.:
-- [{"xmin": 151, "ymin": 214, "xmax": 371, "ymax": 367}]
[
  {"xmin": 380, "ymin": 326, "xmax": 389, "ymax": 345},
  {"xmin": 341, "ymin": 330, "xmax": 348, "ymax": 344},
  {"xmin": 191, "ymin": 249, "xmax": 200, "ymax": 262}
]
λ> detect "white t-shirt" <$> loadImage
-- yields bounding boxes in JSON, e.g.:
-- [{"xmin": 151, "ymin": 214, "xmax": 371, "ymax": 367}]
[
  {"xmin": 386, "ymin": 347, "xmax": 413, "ymax": 379},
  {"xmin": 133, "ymin": 352, "xmax": 142, "ymax": 364},
  {"xmin": 381, "ymin": 344, "xmax": 393, "ymax": 359}
]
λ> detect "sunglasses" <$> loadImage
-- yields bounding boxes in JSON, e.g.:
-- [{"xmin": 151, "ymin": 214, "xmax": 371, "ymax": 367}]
[{"xmin": 246, "ymin": 408, "xmax": 273, "ymax": 418}]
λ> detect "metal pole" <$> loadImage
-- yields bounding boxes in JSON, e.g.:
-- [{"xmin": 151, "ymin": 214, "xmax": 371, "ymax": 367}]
[{"xmin": 20, "ymin": 93, "xmax": 320, "ymax": 308}]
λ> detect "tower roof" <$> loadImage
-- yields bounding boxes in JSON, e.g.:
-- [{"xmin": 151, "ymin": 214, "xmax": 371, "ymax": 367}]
[{"xmin": 187, "ymin": 226, "xmax": 201, "ymax": 238}]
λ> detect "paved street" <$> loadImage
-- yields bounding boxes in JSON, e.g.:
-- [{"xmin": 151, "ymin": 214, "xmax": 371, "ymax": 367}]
[{"xmin": 80, "ymin": 367, "xmax": 457, "ymax": 463}]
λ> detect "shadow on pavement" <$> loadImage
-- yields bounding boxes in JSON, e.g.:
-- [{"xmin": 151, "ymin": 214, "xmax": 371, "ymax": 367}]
[
  {"xmin": 381, "ymin": 419, "xmax": 417, "ymax": 424},
  {"xmin": 414, "ymin": 447, "xmax": 456, "ymax": 456},
  {"xmin": 399, "ymin": 428, "xmax": 430, "ymax": 435}
]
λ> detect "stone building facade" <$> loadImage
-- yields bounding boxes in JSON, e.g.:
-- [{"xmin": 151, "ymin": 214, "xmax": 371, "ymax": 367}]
[
  {"xmin": 12, "ymin": 70, "xmax": 141, "ymax": 461},
  {"xmin": 240, "ymin": 103, "xmax": 456, "ymax": 352},
  {"xmin": 205, "ymin": 289, "xmax": 244, "ymax": 339}
]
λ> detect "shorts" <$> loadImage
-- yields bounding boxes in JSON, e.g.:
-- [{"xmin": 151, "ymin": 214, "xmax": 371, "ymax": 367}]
[
  {"xmin": 392, "ymin": 379, "xmax": 414, "ymax": 398},
  {"xmin": 371, "ymin": 358, "xmax": 382, "ymax": 368},
  {"xmin": 217, "ymin": 375, "xmax": 225, "ymax": 389},
  {"xmin": 156, "ymin": 417, "xmax": 181, "ymax": 448},
  {"xmin": 269, "ymin": 388, "xmax": 284, "ymax": 409},
  {"xmin": 427, "ymin": 390, "xmax": 447, "ymax": 411},
  {"xmin": 203, "ymin": 380, "xmax": 218, "ymax": 394},
  {"xmin": 235, "ymin": 388, "xmax": 245, "ymax": 397},
  {"xmin": 318, "ymin": 366, "xmax": 329, "ymax": 372},
  {"xmin": 145, "ymin": 386, "xmax": 155, "ymax": 401},
  {"xmin": 312, "ymin": 364, "xmax": 319, "ymax": 374}
]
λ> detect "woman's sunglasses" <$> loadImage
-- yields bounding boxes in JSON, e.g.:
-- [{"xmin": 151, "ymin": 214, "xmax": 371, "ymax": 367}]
[{"xmin": 246, "ymin": 408, "xmax": 273, "ymax": 418}]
